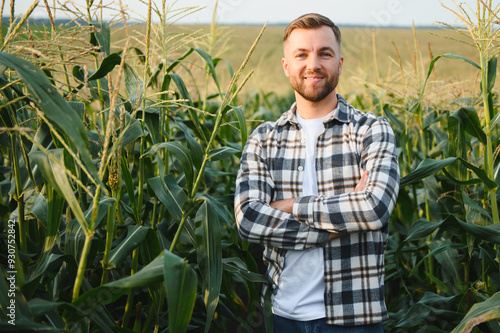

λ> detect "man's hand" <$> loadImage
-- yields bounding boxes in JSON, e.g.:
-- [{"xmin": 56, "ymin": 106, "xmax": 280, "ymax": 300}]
[
  {"xmin": 270, "ymin": 198, "xmax": 295, "ymax": 214},
  {"xmin": 355, "ymin": 170, "xmax": 369, "ymax": 192}
]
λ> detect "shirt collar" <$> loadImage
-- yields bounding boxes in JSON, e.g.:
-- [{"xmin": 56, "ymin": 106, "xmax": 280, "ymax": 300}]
[{"xmin": 276, "ymin": 94, "xmax": 350, "ymax": 127}]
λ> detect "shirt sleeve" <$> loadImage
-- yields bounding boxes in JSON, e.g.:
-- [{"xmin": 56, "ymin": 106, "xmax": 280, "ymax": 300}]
[
  {"xmin": 234, "ymin": 127, "xmax": 331, "ymax": 250},
  {"xmin": 292, "ymin": 116, "xmax": 400, "ymax": 233}
]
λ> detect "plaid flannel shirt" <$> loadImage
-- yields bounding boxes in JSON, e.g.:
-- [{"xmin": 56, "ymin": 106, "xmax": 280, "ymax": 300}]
[{"xmin": 234, "ymin": 95, "xmax": 400, "ymax": 326}]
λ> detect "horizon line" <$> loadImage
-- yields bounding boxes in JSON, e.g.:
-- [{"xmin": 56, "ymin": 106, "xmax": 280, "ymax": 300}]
[{"xmin": 6, "ymin": 17, "xmax": 458, "ymax": 30}]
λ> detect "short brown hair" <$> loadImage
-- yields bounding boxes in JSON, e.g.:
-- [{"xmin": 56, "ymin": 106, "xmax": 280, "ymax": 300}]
[{"xmin": 283, "ymin": 13, "xmax": 341, "ymax": 51}]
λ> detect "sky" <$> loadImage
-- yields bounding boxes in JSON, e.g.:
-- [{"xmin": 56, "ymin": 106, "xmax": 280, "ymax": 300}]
[{"xmin": 14, "ymin": 0, "xmax": 475, "ymax": 27}]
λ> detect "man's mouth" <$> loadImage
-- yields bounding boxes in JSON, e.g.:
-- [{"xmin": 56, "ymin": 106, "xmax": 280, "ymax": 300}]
[
  {"xmin": 305, "ymin": 76, "xmax": 322, "ymax": 79},
  {"xmin": 303, "ymin": 73, "xmax": 325, "ymax": 82}
]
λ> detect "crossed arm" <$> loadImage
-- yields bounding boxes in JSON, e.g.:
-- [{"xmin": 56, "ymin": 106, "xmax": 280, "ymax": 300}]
[
  {"xmin": 234, "ymin": 117, "xmax": 399, "ymax": 250},
  {"xmin": 270, "ymin": 170, "xmax": 369, "ymax": 240}
]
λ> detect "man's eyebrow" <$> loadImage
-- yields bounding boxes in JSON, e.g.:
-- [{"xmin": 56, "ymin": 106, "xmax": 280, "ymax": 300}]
[
  {"xmin": 291, "ymin": 48, "xmax": 309, "ymax": 53},
  {"xmin": 318, "ymin": 46, "xmax": 336, "ymax": 53},
  {"xmin": 291, "ymin": 46, "xmax": 336, "ymax": 54}
]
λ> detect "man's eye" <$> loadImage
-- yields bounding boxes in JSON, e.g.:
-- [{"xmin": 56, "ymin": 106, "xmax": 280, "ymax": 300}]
[{"xmin": 321, "ymin": 53, "xmax": 332, "ymax": 57}]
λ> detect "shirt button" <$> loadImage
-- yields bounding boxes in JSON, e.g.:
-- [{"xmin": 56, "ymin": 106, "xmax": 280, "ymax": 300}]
[
  {"xmin": 298, "ymin": 166, "xmax": 304, "ymax": 171},
  {"xmin": 301, "ymin": 138, "xmax": 306, "ymax": 144}
]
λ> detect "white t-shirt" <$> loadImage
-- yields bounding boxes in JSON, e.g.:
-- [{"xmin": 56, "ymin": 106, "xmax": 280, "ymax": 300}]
[{"xmin": 273, "ymin": 110, "xmax": 333, "ymax": 320}]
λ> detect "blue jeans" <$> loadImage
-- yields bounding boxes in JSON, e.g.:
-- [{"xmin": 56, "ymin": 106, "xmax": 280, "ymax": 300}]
[{"xmin": 273, "ymin": 315, "xmax": 383, "ymax": 333}]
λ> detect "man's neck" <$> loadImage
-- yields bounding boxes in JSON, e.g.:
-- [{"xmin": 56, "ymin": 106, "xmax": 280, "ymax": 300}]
[{"xmin": 295, "ymin": 91, "xmax": 339, "ymax": 119}]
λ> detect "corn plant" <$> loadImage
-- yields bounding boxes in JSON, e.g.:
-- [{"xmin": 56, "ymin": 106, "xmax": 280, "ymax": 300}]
[
  {"xmin": 356, "ymin": 1, "xmax": 500, "ymax": 332},
  {"xmin": 0, "ymin": 1, "xmax": 269, "ymax": 332}
]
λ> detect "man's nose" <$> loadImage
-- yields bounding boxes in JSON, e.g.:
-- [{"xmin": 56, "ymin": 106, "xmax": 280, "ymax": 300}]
[{"xmin": 307, "ymin": 55, "xmax": 321, "ymax": 70}]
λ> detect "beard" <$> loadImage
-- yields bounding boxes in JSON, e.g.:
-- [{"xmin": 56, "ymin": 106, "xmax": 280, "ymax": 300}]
[{"xmin": 290, "ymin": 70, "xmax": 339, "ymax": 102}]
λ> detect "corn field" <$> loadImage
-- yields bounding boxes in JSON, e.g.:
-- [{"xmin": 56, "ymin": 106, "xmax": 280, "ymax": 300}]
[{"xmin": 0, "ymin": 0, "xmax": 499, "ymax": 332}]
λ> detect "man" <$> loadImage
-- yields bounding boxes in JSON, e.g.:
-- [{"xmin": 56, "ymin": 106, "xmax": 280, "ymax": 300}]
[{"xmin": 234, "ymin": 13, "xmax": 399, "ymax": 332}]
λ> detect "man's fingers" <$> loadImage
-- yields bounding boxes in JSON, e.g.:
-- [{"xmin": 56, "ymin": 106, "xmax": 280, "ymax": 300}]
[
  {"xmin": 328, "ymin": 232, "xmax": 347, "ymax": 240},
  {"xmin": 270, "ymin": 198, "xmax": 295, "ymax": 214},
  {"xmin": 355, "ymin": 170, "xmax": 369, "ymax": 192}
]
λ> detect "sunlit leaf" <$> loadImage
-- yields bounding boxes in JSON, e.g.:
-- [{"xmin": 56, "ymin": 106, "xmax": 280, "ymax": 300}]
[
  {"xmin": 30, "ymin": 149, "xmax": 89, "ymax": 235},
  {"xmin": 194, "ymin": 48, "xmax": 221, "ymax": 94},
  {"xmin": 0, "ymin": 52, "xmax": 99, "ymax": 182},
  {"xmin": 452, "ymin": 291, "xmax": 500, "ymax": 333}
]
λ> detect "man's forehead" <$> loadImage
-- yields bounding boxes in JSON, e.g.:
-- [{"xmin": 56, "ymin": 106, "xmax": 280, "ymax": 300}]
[{"xmin": 283, "ymin": 27, "xmax": 339, "ymax": 52}]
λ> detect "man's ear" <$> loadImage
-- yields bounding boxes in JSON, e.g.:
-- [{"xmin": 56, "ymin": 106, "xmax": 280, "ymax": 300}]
[
  {"xmin": 338, "ymin": 56, "xmax": 344, "ymax": 75},
  {"xmin": 282, "ymin": 57, "xmax": 289, "ymax": 77}
]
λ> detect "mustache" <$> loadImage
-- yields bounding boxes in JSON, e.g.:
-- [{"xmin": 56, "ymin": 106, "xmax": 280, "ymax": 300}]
[{"xmin": 302, "ymin": 70, "xmax": 327, "ymax": 77}]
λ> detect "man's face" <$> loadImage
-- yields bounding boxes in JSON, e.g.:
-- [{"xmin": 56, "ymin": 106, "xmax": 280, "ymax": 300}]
[{"xmin": 282, "ymin": 26, "xmax": 343, "ymax": 102}]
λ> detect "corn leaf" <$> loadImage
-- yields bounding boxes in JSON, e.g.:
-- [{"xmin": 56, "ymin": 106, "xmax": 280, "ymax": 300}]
[
  {"xmin": 208, "ymin": 146, "xmax": 239, "ymax": 161},
  {"xmin": 71, "ymin": 253, "xmax": 167, "ymax": 323},
  {"xmin": 177, "ymin": 121, "xmax": 204, "ymax": 171},
  {"xmin": 166, "ymin": 73, "xmax": 207, "ymax": 142},
  {"xmin": 91, "ymin": 22, "xmax": 111, "ymax": 56},
  {"xmin": 232, "ymin": 106, "xmax": 248, "ymax": 147},
  {"xmin": 406, "ymin": 215, "xmax": 500, "ymax": 244},
  {"xmin": 166, "ymin": 48, "xmax": 195, "ymax": 73},
  {"xmin": 64, "ymin": 197, "xmax": 114, "ymax": 260},
  {"xmin": 485, "ymin": 56, "xmax": 497, "ymax": 93},
  {"xmin": 437, "ymin": 53, "xmax": 481, "ymax": 70},
  {"xmin": 144, "ymin": 142, "xmax": 194, "ymax": 193},
  {"xmin": 121, "ymin": 155, "xmax": 140, "ymax": 223},
  {"xmin": 0, "ymin": 268, "xmax": 11, "ymax": 310},
  {"xmin": 22, "ymin": 254, "xmax": 66, "ymax": 298},
  {"xmin": 147, "ymin": 174, "xmax": 187, "ymax": 222},
  {"xmin": 195, "ymin": 200, "xmax": 222, "ymax": 333},
  {"xmin": 34, "ymin": 186, "xmax": 65, "ymax": 272},
  {"xmin": 491, "ymin": 110, "xmax": 500, "ymax": 129},
  {"xmin": 458, "ymin": 158, "xmax": 498, "ymax": 190},
  {"xmin": 87, "ymin": 53, "xmax": 121, "ymax": 81},
  {"xmin": 144, "ymin": 108, "xmax": 161, "ymax": 144},
  {"xmin": 462, "ymin": 191, "xmax": 492, "ymax": 221},
  {"xmin": 409, "ymin": 242, "xmax": 465, "ymax": 277},
  {"xmin": 452, "ymin": 291, "xmax": 500, "ymax": 333},
  {"xmin": 450, "ymin": 107, "xmax": 486, "ymax": 144},
  {"xmin": 0, "ymin": 52, "xmax": 99, "ymax": 183},
  {"xmin": 405, "ymin": 219, "xmax": 442, "ymax": 241},
  {"xmin": 396, "ymin": 293, "xmax": 457, "ymax": 328},
  {"xmin": 139, "ymin": 228, "xmax": 162, "ymax": 266},
  {"xmin": 108, "ymin": 225, "xmax": 149, "ymax": 268},
  {"xmin": 222, "ymin": 257, "xmax": 268, "ymax": 283},
  {"xmin": 400, "ymin": 157, "xmax": 457, "ymax": 187},
  {"xmin": 120, "ymin": 114, "xmax": 144, "ymax": 147},
  {"xmin": 194, "ymin": 48, "xmax": 221, "ymax": 94},
  {"xmin": 163, "ymin": 251, "xmax": 197, "ymax": 333},
  {"xmin": 29, "ymin": 149, "xmax": 89, "ymax": 235},
  {"xmin": 124, "ymin": 63, "xmax": 143, "ymax": 107}
]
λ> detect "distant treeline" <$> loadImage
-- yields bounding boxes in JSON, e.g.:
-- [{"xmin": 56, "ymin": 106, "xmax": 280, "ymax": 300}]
[{"xmin": 3, "ymin": 17, "xmax": 443, "ymax": 29}]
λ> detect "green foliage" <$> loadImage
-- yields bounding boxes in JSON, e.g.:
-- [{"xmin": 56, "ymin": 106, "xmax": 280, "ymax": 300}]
[
  {"xmin": 0, "ymin": 1, "xmax": 499, "ymax": 332},
  {"xmin": 381, "ymin": 2, "xmax": 500, "ymax": 331},
  {"xmin": 0, "ymin": 1, "xmax": 267, "ymax": 332}
]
